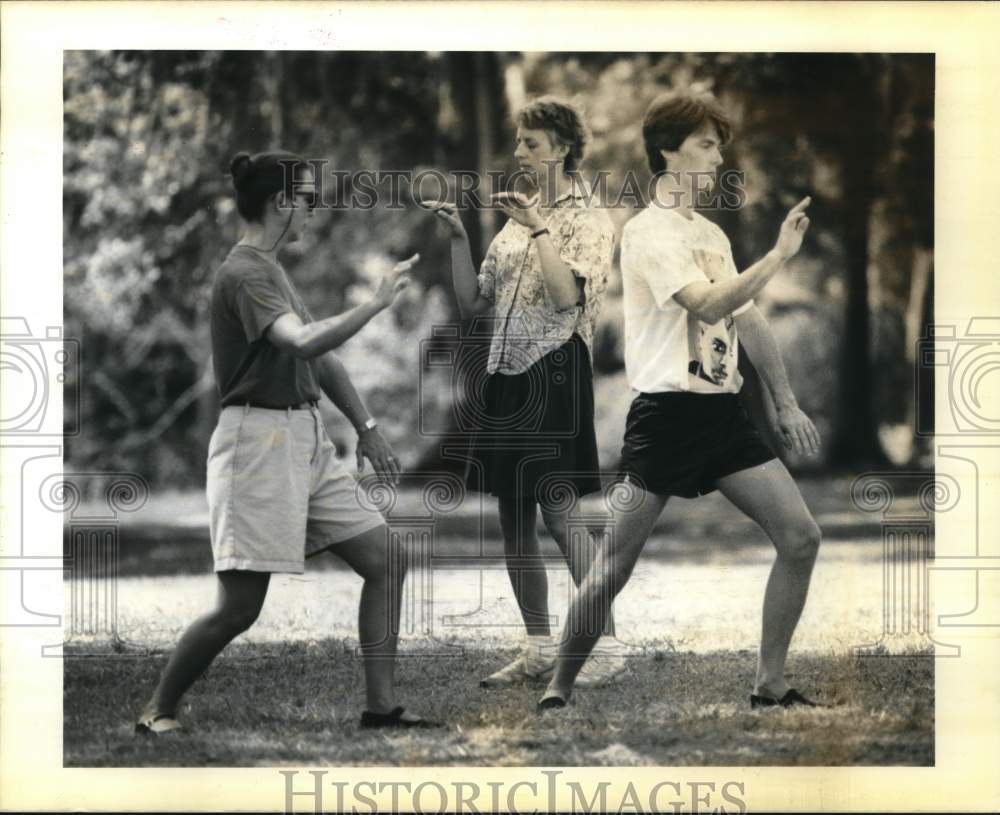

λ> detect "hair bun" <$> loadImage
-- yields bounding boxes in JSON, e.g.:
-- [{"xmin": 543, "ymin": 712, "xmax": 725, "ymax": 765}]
[{"xmin": 229, "ymin": 152, "xmax": 253, "ymax": 185}]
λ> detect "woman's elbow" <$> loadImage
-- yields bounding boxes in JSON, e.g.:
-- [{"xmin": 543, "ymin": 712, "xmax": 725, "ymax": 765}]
[
  {"xmin": 682, "ymin": 300, "xmax": 719, "ymax": 324},
  {"xmin": 697, "ymin": 296, "xmax": 734, "ymax": 325},
  {"xmin": 289, "ymin": 332, "xmax": 323, "ymax": 360},
  {"xmin": 551, "ymin": 288, "xmax": 581, "ymax": 312},
  {"xmin": 460, "ymin": 297, "xmax": 490, "ymax": 320}
]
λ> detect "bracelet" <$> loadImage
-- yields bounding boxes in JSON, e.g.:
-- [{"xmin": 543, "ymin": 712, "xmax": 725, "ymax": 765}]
[
  {"xmin": 530, "ymin": 227, "xmax": 550, "ymax": 239},
  {"xmin": 359, "ymin": 417, "xmax": 378, "ymax": 433}
]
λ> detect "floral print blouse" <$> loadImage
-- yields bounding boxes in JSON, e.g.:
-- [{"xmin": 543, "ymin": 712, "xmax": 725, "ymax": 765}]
[{"xmin": 477, "ymin": 186, "xmax": 615, "ymax": 375}]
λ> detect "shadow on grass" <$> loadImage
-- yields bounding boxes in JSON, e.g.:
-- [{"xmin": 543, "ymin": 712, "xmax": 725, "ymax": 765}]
[{"xmin": 64, "ymin": 640, "xmax": 932, "ymax": 767}]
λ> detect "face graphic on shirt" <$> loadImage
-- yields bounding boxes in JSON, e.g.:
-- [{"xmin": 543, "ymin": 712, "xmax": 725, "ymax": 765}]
[
  {"xmin": 709, "ymin": 335, "xmax": 729, "ymax": 383},
  {"xmin": 686, "ymin": 248, "xmax": 739, "ymax": 390}
]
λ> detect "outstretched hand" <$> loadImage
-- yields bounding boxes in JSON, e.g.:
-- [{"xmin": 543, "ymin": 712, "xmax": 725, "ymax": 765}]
[
  {"xmin": 374, "ymin": 253, "xmax": 419, "ymax": 308},
  {"xmin": 490, "ymin": 192, "xmax": 544, "ymax": 230},
  {"xmin": 423, "ymin": 199, "xmax": 468, "ymax": 241}
]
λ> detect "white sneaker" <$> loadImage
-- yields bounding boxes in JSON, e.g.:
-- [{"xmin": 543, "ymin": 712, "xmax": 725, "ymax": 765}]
[
  {"xmin": 574, "ymin": 638, "xmax": 630, "ymax": 688},
  {"xmin": 480, "ymin": 636, "xmax": 555, "ymax": 688},
  {"xmin": 134, "ymin": 711, "xmax": 182, "ymax": 735}
]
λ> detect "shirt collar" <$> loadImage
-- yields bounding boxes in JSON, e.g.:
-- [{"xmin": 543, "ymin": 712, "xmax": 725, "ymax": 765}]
[{"xmin": 535, "ymin": 178, "xmax": 593, "ymax": 208}]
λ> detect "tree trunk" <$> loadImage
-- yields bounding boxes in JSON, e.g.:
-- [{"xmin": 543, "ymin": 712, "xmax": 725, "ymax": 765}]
[
  {"xmin": 263, "ymin": 51, "xmax": 285, "ymax": 147},
  {"xmin": 415, "ymin": 53, "xmax": 507, "ymax": 474},
  {"xmin": 830, "ymin": 188, "xmax": 888, "ymax": 468},
  {"xmin": 912, "ymin": 251, "xmax": 935, "ymax": 462},
  {"xmin": 829, "ymin": 60, "xmax": 890, "ymax": 469},
  {"xmin": 445, "ymin": 53, "xmax": 487, "ymax": 263}
]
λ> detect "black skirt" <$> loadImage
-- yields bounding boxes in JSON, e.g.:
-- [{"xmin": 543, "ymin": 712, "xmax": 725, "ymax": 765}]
[{"xmin": 463, "ymin": 333, "xmax": 602, "ymax": 501}]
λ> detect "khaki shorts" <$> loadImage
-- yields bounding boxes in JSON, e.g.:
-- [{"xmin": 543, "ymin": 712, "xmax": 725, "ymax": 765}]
[{"xmin": 206, "ymin": 404, "xmax": 385, "ymax": 573}]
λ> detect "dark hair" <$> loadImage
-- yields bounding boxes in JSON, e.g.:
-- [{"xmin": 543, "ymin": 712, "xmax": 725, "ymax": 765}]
[
  {"xmin": 229, "ymin": 150, "xmax": 308, "ymax": 222},
  {"xmin": 517, "ymin": 96, "xmax": 589, "ymax": 173},
  {"xmin": 642, "ymin": 90, "xmax": 733, "ymax": 174}
]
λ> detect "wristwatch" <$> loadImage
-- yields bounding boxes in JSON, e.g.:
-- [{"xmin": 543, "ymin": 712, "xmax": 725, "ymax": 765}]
[{"xmin": 360, "ymin": 417, "xmax": 378, "ymax": 433}]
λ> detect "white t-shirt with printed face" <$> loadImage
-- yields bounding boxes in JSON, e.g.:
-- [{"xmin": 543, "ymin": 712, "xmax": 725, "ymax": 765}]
[{"xmin": 620, "ymin": 206, "xmax": 751, "ymax": 394}]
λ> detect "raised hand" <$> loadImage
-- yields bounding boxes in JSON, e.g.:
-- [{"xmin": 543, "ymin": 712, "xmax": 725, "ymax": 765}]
[
  {"xmin": 774, "ymin": 196, "xmax": 812, "ymax": 261},
  {"xmin": 423, "ymin": 200, "xmax": 468, "ymax": 241},
  {"xmin": 374, "ymin": 252, "xmax": 419, "ymax": 308},
  {"xmin": 490, "ymin": 192, "xmax": 544, "ymax": 230}
]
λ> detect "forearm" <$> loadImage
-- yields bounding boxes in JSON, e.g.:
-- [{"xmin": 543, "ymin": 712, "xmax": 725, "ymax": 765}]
[
  {"xmin": 294, "ymin": 300, "xmax": 385, "ymax": 358},
  {"xmin": 315, "ymin": 352, "xmax": 373, "ymax": 431},
  {"xmin": 699, "ymin": 250, "xmax": 786, "ymax": 324},
  {"xmin": 450, "ymin": 235, "xmax": 485, "ymax": 319},
  {"xmin": 533, "ymin": 233, "xmax": 581, "ymax": 311},
  {"xmin": 737, "ymin": 309, "xmax": 797, "ymax": 410}
]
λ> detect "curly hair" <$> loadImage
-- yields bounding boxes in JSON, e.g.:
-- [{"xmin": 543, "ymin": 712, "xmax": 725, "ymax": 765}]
[
  {"xmin": 228, "ymin": 149, "xmax": 309, "ymax": 222},
  {"xmin": 517, "ymin": 96, "xmax": 590, "ymax": 173},
  {"xmin": 642, "ymin": 90, "xmax": 733, "ymax": 175}
]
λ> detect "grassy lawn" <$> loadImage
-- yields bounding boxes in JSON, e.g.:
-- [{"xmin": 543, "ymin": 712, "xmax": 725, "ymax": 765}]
[{"xmin": 64, "ymin": 640, "xmax": 933, "ymax": 767}]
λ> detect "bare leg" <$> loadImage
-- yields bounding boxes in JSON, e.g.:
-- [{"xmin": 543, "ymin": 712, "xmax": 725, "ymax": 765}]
[
  {"xmin": 714, "ymin": 459, "xmax": 821, "ymax": 697},
  {"xmin": 543, "ymin": 486, "xmax": 669, "ymax": 702},
  {"xmin": 143, "ymin": 570, "xmax": 270, "ymax": 717},
  {"xmin": 540, "ymin": 501, "xmax": 615, "ymax": 637},
  {"xmin": 324, "ymin": 525, "xmax": 409, "ymax": 714},
  {"xmin": 497, "ymin": 494, "xmax": 551, "ymax": 636}
]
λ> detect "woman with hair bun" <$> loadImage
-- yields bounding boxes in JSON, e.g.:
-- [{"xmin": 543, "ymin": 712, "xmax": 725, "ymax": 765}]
[
  {"xmin": 427, "ymin": 97, "xmax": 626, "ymax": 689},
  {"xmin": 135, "ymin": 150, "xmax": 437, "ymax": 734}
]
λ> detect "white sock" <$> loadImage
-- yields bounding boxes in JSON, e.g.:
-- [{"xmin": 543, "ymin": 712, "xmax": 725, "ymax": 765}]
[
  {"xmin": 524, "ymin": 634, "xmax": 555, "ymax": 666},
  {"xmin": 592, "ymin": 636, "xmax": 627, "ymax": 656}
]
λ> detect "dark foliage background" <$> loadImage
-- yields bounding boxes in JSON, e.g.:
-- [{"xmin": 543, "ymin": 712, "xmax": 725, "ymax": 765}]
[{"xmin": 63, "ymin": 51, "xmax": 933, "ymax": 490}]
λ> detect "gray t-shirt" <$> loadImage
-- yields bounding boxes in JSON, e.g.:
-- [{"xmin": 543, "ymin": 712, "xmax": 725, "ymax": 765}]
[{"xmin": 210, "ymin": 245, "xmax": 321, "ymax": 408}]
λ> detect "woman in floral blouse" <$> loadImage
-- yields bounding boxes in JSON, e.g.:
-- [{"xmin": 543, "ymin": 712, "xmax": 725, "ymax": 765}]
[{"xmin": 429, "ymin": 97, "xmax": 623, "ymax": 688}]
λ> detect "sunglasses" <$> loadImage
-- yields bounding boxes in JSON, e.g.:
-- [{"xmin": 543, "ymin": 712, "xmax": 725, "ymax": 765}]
[{"xmin": 294, "ymin": 189, "xmax": 318, "ymax": 211}]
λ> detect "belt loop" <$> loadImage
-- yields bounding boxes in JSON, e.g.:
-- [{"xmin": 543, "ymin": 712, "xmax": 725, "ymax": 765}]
[
  {"xmin": 286, "ymin": 405, "xmax": 292, "ymax": 419},
  {"xmin": 243, "ymin": 403, "xmax": 251, "ymax": 417}
]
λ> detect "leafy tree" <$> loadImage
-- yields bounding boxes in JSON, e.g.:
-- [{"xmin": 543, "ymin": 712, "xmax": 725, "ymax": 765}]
[{"xmin": 64, "ymin": 50, "xmax": 932, "ymax": 488}]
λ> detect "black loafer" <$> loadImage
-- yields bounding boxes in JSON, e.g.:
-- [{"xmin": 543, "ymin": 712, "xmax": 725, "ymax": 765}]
[
  {"xmin": 359, "ymin": 706, "xmax": 442, "ymax": 729},
  {"xmin": 750, "ymin": 688, "xmax": 824, "ymax": 709},
  {"xmin": 536, "ymin": 694, "xmax": 569, "ymax": 714}
]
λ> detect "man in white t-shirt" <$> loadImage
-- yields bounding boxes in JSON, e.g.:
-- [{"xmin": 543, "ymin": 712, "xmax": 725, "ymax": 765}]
[{"xmin": 540, "ymin": 90, "xmax": 824, "ymax": 712}]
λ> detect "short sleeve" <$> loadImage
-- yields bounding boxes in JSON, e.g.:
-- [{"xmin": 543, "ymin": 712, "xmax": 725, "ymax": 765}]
[
  {"xmin": 477, "ymin": 246, "xmax": 497, "ymax": 303},
  {"xmin": 232, "ymin": 271, "xmax": 294, "ymax": 343},
  {"xmin": 558, "ymin": 208, "xmax": 615, "ymax": 310},
  {"xmin": 621, "ymin": 218, "xmax": 704, "ymax": 309}
]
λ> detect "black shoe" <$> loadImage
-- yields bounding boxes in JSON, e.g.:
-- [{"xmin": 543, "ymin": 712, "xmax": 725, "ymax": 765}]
[
  {"xmin": 750, "ymin": 688, "xmax": 824, "ymax": 710},
  {"xmin": 536, "ymin": 694, "xmax": 568, "ymax": 714},
  {"xmin": 359, "ymin": 706, "xmax": 442, "ymax": 729}
]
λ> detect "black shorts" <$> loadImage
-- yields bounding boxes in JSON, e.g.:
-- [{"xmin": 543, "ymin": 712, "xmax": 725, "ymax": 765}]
[{"xmin": 617, "ymin": 391, "xmax": 776, "ymax": 498}]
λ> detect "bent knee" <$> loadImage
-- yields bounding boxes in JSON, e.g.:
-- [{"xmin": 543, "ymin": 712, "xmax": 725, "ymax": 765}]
[
  {"xmin": 779, "ymin": 520, "xmax": 822, "ymax": 561},
  {"xmin": 215, "ymin": 604, "xmax": 261, "ymax": 635},
  {"xmin": 359, "ymin": 541, "xmax": 408, "ymax": 584},
  {"xmin": 542, "ymin": 517, "xmax": 569, "ymax": 547}
]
